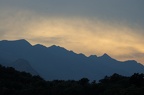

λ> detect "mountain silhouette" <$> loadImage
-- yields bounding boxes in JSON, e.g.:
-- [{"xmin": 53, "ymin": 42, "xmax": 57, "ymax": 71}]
[
  {"xmin": 0, "ymin": 39, "xmax": 143, "ymax": 80},
  {"xmin": 0, "ymin": 56, "xmax": 38, "ymax": 75}
]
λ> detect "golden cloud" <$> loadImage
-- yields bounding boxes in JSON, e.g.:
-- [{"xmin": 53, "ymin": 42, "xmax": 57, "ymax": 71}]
[{"xmin": 0, "ymin": 11, "xmax": 144, "ymax": 64}]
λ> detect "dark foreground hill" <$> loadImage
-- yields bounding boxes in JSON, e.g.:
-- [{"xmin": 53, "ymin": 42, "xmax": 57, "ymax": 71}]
[
  {"xmin": 0, "ymin": 64, "xmax": 144, "ymax": 95},
  {"xmin": 0, "ymin": 39, "xmax": 144, "ymax": 81}
]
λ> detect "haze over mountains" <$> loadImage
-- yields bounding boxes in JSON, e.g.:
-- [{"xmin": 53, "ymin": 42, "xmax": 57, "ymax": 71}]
[{"xmin": 0, "ymin": 39, "xmax": 143, "ymax": 81}]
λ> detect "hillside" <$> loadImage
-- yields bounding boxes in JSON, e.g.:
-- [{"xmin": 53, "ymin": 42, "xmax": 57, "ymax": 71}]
[{"xmin": 0, "ymin": 39, "xmax": 144, "ymax": 80}]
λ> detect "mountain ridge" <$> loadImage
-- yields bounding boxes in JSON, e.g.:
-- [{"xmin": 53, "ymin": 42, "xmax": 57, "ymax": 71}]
[
  {"xmin": 0, "ymin": 39, "xmax": 141, "ymax": 63},
  {"xmin": 0, "ymin": 39, "xmax": 143, "ymax": 80}
]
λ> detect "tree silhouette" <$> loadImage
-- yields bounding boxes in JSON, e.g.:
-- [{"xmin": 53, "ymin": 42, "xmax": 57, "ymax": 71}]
[{"xmin": 0, "ymin": 64, "xmax": 144, "ymax": 95}]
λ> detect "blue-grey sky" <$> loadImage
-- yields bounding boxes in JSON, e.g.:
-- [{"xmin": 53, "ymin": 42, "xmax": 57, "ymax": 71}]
[
  {"xmin": 0, "ymin": 0, "xmax": 144, "ymax": 64},
  {"xmin": 0, "ymin": 0, "xmax": 144, "ymax": 25}
]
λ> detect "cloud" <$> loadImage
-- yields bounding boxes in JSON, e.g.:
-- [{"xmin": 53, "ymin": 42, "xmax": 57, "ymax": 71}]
[{"xmin": 0, "ymin": 10, "xmax": 144, "ymax": 64}]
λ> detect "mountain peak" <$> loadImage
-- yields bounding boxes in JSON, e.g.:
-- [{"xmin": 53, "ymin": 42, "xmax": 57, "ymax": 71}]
[
  {"xmin": 33, "ymin": 44, "xmax": 47, "ymax": 49},
  {"xmin": 14, "ymin": 39, "xmax": 31, "ymax": 45},
  {"xmin": 99, "ymin": 53, "xmax": 113, "ymax": 60},
  {"xmin": 48, "ymin": 45, "xmax": 66, "ymax": 50},
  {"xmin": 17, "ymin": 39, "xmax": 27, "ymax": 42},
  {"xmin": 0, "ymin": 39, "xmax": 31, "ymax": 46},
  {"xmin": 49, "ymin": 45, "xmax": 59, "ymax": 48},
  {"xmin": 101, "ymin": 53, "xmax": 111, "ymax": 57}
]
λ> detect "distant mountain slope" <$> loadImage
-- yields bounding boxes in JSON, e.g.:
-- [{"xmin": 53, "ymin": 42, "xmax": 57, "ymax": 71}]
[
  {"xmin": 0, "ymin": 52, "xmax": 38, "ymax": 75},
  {"xmin": 0, "ymin": 39, "xmax": 143, "ymax": 80}
]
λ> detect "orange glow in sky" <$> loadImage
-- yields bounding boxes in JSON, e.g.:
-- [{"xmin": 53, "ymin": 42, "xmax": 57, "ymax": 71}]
[{"xmin": 0, "ymin": 14, "xmax": 144, "ymax": 64}]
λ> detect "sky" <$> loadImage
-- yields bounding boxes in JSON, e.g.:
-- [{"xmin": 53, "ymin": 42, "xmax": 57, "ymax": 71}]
[{"xmin": 0, "ymin": 0, "xmax": 144, "ymax": 64}]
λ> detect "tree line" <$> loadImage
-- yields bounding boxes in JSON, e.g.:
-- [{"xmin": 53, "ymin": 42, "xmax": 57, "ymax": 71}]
[{"xmin": 0, "ymin": 64, "xmax": 144, "ymax": 95}]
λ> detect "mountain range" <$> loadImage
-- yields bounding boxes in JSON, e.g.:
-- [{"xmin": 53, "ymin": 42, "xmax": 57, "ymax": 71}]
[{"xmin": 0, "ymin": 39, "xmax": 144, "ymax": 81}]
